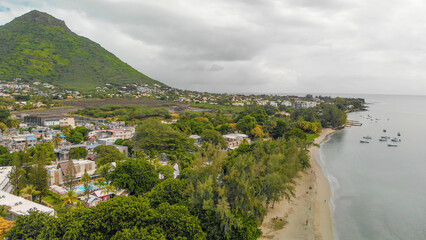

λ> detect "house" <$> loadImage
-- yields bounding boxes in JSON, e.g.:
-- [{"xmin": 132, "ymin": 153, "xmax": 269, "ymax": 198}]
[
  {"xmin": 47, "ymin": 159, "xmax": 96, "ymax": 186},
  {"xmin": 279, "ymin": 111, "xmax": 291, "ymax": 117},
  {"xmin": 106, "ymin": 129, "xmax": 133, "ymax": 139},
  {"xmin": 269, "ymin": 101, "xmax": 278, "ymax": 107},
  {"xmin": 223, "ymin": 133, "xmax": 251, "ymax": 150},
  {"xmin": 294, "ymin": 101, "xmax": 318, "ymax": 109},
  {"xmin": 59, "ymin": 117, "xmax": 75, "ymax": 128},
  {"xmin": 10, "ymin": 134, "xmax": 37, "ymax": 151},
  {"xmin": 0, "ymin": 167, "xmax": 13, "ymax": 193},
  {"xmin": 85, "ymin": 189, "xmax": 128, "ymax": 207},
  {"xmin": 280, "ymin": 101, "xmax": 292, "ymax": 107},
  {"xmin": 55, "ymin": 144, "xmax": 87, "ymax": 160},
  {"xmin": 0, "ymin": 190, "xmax": 55, "ymax": 217}
]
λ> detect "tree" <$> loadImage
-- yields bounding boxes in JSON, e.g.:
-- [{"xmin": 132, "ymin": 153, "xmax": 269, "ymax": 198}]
[
  {"xmin": 61, "ymin": 190, "xmax": 78, "ymax": 207},
  {"xmin": 251, "ymin": 125, "xmax": 265, "ymax": 138},
  {"xmin": 70, "ymin": 147, "xmax": 88, "ymax": 159},
  {"xmin": 20, "ymin": 185, "xmax": 41, "ymax": 202},
  {"xmin": 52, "ymin": 134, "xmax": 61, "ymax": 147},
  {"xmin": 0, "ymin": 109, "xmax": 10, "ymax": 123},
  {"xmin": 0, "ymin": 216, "xmax": 13, "ymax": 238},
  {"xmin": 133, "ymin": 119, "xmax": 194, "ymax": 156},
  {"xmin": 28, "ymin": 156, "xmax": 49, "ymax": 202},
  {"xmin": 5, "ymin": 211, "xmax": 50, "ymax": 239},
  {"xmin": 95, "ymin": 163, "xmax": 113, "ymax": 182},
  {"xmin": 94, "ymin": 177, "xmax": 106, "ymax": 191},
  {"xmin": 200, "ymin": 129, "xmax": 226, "ymax": 147},
  {"xmin": 8, "ymin": 153, "xmax": 27, "ymax": 194},
  {"xmin": 0, "ymin": 146, "xmax": 8, "ymax": 155},
  {"xmin": 80, "ymin": 170, "xmax": 92, "ymax": 202},
  {"xmin": 66, "ymin": 131, "xmax": 83, "ymax": 144},
  {"xmin": 110, "ymin": 159, "xmax": 160, "ymax": 196},
  {"xmin": 94, "ymin": 145, "xmax": 125, "ymax": 167},
  {"xmin": 0, "ymin": 205, "xmax": 10, "ymax": 218},
  {"xmin": 319, "ymin": 104, "xmax": 347, "ymax": 128},
  {"xmin": 285, "ymin": 128, "xmax": 307, "ymax": 141},
  {"xmin": 236, "ymin": 115, "xmax": 257, "ymax": 135},
  {"xmin": 155, "ymin": 203, "xmax": 206, "ymax": 240},
  {"xmin": 111, "ymin": 227, "xmax": 166, "ymax": 240},
  {"xmin": 156, "ymin": 164, "xmax": 174, "ymax": 180},
  {"xmin": 0, "ymin": 122, "xmax": 7, "ymax": 132},
  {"xmin": 101, "ymin": 184, "xmax": 117, "ymax": 196},
  {"xmin": 268, "ymin": 118, "xmax": 289, "ymax": 139},
  {"xmin": 146, "ymin": 178, "xmax": 191, "ymax": 207},
  {"xmin": 63, "ymin": 159, "xmax": 76, "ymax": 190}
]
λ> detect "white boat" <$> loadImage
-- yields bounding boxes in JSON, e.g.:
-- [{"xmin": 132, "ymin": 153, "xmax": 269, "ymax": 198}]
[{"xmin": 363, "ymin": 136, "xmax": 372, "ymax": 139}]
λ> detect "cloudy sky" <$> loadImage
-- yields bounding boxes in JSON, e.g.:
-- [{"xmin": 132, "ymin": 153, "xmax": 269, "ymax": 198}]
[{"xmin": 1, "ymin": 0, "xmax": 426, "ymax": 95}]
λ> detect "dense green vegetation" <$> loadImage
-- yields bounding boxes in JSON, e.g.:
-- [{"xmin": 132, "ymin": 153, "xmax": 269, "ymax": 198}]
[
  {"xmin": 5, "ymin": 98, "xmax": 351, "ymax": 239},
  {"xmin": 0, "ymin": 10, "xmax": 162, "ymax": 91},
  {"xmin": 6, "ymin": 197, "xmax": 206, "ymax": 240},
  {"xmin": 7, "ymin": 143, "xmax": 53, "ymax": 202},
  {"xmin": 74, "ymin": 105, "xmax": 169, "ymax": 123}
]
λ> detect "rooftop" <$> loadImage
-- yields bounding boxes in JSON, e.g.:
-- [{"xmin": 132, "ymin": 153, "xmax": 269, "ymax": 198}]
[{"xmin": 0, "ymin": 190, "xmax": 55, "ymax": 216}]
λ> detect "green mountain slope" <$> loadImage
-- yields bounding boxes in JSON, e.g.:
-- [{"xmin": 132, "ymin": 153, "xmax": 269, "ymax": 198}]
[{"xmin": 0, "ymin": 10, "xmax": 163, "ymax": 90}]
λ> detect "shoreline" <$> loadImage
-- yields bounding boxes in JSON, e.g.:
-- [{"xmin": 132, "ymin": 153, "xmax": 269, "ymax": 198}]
[{"xmin": 260, "ymin": 128, "xmax": 339, "ymax": 240}]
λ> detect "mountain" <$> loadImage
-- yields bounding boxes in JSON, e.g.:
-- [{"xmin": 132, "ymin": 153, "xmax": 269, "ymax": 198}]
[{"xmin": 0, "ymin": 10, "xmax": 163, "ymax": 91}]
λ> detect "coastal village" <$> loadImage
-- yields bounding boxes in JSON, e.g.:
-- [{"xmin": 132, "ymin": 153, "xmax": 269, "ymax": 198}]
[
  {"xmin": 0, "ymin": 86, "xmax": 361, "ymax": 221},
  {"xmin": 0, "ymin": 9, "xmax": 369, "ymax": 240}
]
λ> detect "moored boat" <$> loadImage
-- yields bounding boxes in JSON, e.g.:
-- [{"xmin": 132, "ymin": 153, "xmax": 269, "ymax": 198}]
[
  {"xmin": 360, "ymin": 140, "xmax": 370, "ymax": 143},
  {"xmin": 388, "ymin": 144, "xmax": 398, "ymax": 147}
]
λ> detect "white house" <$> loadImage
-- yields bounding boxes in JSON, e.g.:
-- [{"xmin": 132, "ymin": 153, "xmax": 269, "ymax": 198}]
[{"xmin": 0, "ymin": 190, "xmax": 55, "ymax": 216}]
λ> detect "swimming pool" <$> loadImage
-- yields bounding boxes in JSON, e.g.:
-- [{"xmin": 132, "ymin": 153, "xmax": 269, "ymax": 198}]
[{"xmin": 72, "ymin": 184, "xmax": 104, "ymax": 194}]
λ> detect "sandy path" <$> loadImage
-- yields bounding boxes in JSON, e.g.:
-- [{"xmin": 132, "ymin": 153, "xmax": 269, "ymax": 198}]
[{"xmin": 260, "ymin": 128, "xmax": 338, "ymax": 240}]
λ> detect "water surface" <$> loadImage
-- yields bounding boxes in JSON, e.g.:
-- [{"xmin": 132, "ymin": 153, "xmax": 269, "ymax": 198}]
[{"xmin": 320, "ymin": 95, "xmax": 426, "ymax": 240}]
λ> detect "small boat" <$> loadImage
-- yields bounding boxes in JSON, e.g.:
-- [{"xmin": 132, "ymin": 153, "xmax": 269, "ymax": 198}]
[
  {"xmin": 360, "ymin": 140, "xmax": 370, "ymax": 143},
  {"xmin": 388, "ymin": 144, "xmax": 398, "ymax": 147},
  {"xmin": 379, "ymin": 138, "xmax": 387, "ymax": 142},
  {"xmin": 391, "ymin": 138, "xmax": 401, "ymax": 142},
  {"xmin": 383, "ymin": 129, "xmax": 387, "ymax": 132},
  {"xmin": 397, "ymin": 132, "xmax": 401, "ymax": 136},
  {"xmin": 363, "ymin": 136, "xmax": 372, "ymax": 139}
]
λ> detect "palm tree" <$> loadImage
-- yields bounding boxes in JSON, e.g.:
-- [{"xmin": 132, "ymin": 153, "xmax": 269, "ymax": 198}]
[
  {"xmin": 94, "ymin": 177, "xmax": 106, "ymax": 191},
  {"xmin": 0, "ymin": 205, "xmax": 10, "ymax": 218},
  {"xmin": 20, "ymin": 185, "xmax": 41, "ymax": 202},
  {"xmin": 61, "ymin": 190, "xmax": 78, "ymax": 207},
  {"xmin": 52, "ymin": 134, "xmax": 61, "ymax": 147},
  {"xmin": 80, "ymin": 170, "xmax": 92, "ymax": 202},
  {"xmin": 95, "ymin": 164, "xmax": 112, "ymax": 182},
  {"xmin": 62, "ymin": 126, "xmax": 71, "ymax": 136},
  {"xmin": 75, "ymin": 200, "xmax": 85, "ymax": 209},
  {"xmin": 10, "ymin": 119, "xmax": 19, "ymax": 129},
  {"xmin": 101, "ymin": 184, "xmax": 117, "ymax": 196}
]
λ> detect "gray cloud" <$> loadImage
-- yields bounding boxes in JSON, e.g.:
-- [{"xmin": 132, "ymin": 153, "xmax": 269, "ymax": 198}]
[{"xmin": 1, "ymin": 0, "xmax": 426, "ymax": 95}]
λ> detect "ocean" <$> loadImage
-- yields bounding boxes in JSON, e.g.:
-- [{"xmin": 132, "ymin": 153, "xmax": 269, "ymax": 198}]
[{"xmin": 320, "ymin": 95, "xmax": 426, "ymax": 240}]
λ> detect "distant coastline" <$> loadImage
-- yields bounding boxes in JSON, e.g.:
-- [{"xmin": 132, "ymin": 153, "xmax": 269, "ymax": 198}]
[{"xmin": 260, "ymin": 128, "xmax": 339, "ymax": 240}]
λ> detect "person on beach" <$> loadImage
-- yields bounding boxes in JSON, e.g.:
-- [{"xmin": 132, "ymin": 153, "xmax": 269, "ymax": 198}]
[{"xmin": 306, "ymin": 220, "xmax": 308, "ymax": 225}]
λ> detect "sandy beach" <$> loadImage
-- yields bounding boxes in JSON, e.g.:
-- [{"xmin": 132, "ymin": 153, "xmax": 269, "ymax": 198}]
[{"xmin": 260, "ymin": 128, "xmax": 338, "ymax": 240}]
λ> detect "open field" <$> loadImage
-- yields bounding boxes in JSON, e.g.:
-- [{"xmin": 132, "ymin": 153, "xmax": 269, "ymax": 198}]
[
  {"xmin": 13, "ymin": 99, "xmax": 190, "ymax": 117},
  {"xmin": 62, "ymin": 99, "xmax": 187, "ymax": 108}
]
